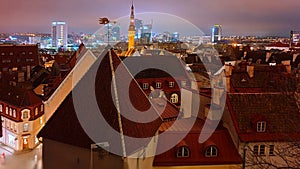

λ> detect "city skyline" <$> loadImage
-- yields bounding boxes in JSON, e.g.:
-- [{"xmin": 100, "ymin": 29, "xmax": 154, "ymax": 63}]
[{"xmin": 1, "ymin": 0, "xmax": 300, "ymax": 36}]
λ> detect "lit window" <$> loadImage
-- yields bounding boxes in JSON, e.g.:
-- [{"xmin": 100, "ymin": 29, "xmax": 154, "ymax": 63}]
[
  {"xmin": 40, "ymin": 117, "xmax": 43, "ymax": 125},
  {"xmin": 156, "ymin": 82, "xmax": 162, "ymax": 89},
  {"xmin": 9, "ymin": 108, "xmax": 12, "ymax": 116},
  {"xmin": 169, "ymin": 81, "xmax": 175, "ymax": 88},
  {"xmin": 1, "ymin": 53, "xmax": 5, "ymax": 56},
  {"xmin": 177, "ymin": 146, "xmax": 189, "ymax": 158},
  {"xmin": 6, "ymin": 107, "xmax": 8, "ymax": 114},
  {"xmin": 253, "ymin": 145, "xmax": 265, "ymax": 155},
  {"xmin": 142, "ymin": 83, "xmax": 149, "ymax": 90},
  {"xmin": 23, "ymin": 123, "xmax": 29, "ymax": 132},
  {"xmin": 22, "ymin": 111, "xmax": 29, "ymax": 119},
  {"xmin": 13, "ymin": 109, "xmax": 16, "ymax": 118},
  {"xmin": 170, "ymin": 93, "xmax": 179, "ymax": 103},
  {"xmin": 35, "ymin": 108, "xmax": 38, "ymax": 116},
  {"xmin": 257, "ymin": 121, "xmax": 266, "ymax": 132},
  {"xmin": 269, "ymin": 145, "xmax": 275, "ymax": 156},
  {"xmin": 0, "ymin": 104, "xmax": 2, "ymax": 112},
  {"xmin": 205, "ymin": 146, "xmax": 218, "ymax": 157}
]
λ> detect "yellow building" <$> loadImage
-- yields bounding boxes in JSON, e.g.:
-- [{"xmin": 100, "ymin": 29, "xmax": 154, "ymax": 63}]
[{"xmin": 126, "ymin": 2, "xmax": 136, "ymax": 56}]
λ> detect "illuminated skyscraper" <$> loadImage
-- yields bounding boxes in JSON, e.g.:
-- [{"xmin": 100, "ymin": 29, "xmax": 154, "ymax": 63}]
[
  {"xmin": 211, "ymin": 24, "xmax": 222, "ymax": 43},
  {"xmin": 127, "ymin": 2, "xmax": 135, "ymax": 50},
  {"xmin": 135, "ymin": 19, "xmax": 143, "ymax": 39},
  {"xmin": 52, "ymin": 21, "xmax": 68, "ymax": 49}
]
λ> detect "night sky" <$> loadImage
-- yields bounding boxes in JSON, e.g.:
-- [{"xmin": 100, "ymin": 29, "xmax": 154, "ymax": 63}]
[{"xmin": 1, "ymin": 0, "xmax": 300, "ymax": 36}]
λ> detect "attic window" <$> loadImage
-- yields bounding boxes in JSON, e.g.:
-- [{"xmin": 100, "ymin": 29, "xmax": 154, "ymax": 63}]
[
  {"xmin": 142, "ymin": 83, "xmax": 149, "ymax": 90},
  {"xmin": 156, "ymin": 82, "xmax": 162, "ymax": 89},
  {"xmin": 205, "ymin": 146, "xmax": 218, "ymax": 157},
  {"xmin": 169, "ymin": 81, "xmax": 175, "ymax": 88},
  {"xmin": 170, "ymin": 93, "xmax": 179, "ymax": 104},
  {"xmin": 177, "ymin": 146, "xmax": 189, "ymax": 158},
  {"xmin": 22, "ymin": 110, "xmax": 29, "ymax": 119},
  {"xmin": 257, "ymin": 121, "xmax": 266, "ymax": 132}
]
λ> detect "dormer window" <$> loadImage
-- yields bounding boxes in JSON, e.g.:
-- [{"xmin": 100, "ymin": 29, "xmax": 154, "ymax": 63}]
[
  {"xmin": 35, "ymin": 108, "xmax": 38, "ymax": 116},
  {"xmin": 13, "ymin": 109, "xmax": 16, "ymax": 118},
  {"xmin": 22, "ymin": 110, "xmax": 29, "ymax": 119},
  {"xmin": 156, "ymin": 82, "xmax": 162, "ymax": 89},
  {"xmin": 169, "ymin": 81, "xmax": 175, "ymax": 88},
  {"xmin": 170, "ymin": 93, "xmax": 179, "ymax": 104},
  {"xmin": 205, "ymin": 146, "xmax": 218, "ymax": 157},
  {"xmin": 177, "ymin": 146, "xmax": 189, "ymax": 158},
  {"xmin": 142, "ymin": 83, "xmax": 149, "ymax": 90},
  {"xmin": 257, "ymin": 121, "xmax": 266, "ymax": 132}
]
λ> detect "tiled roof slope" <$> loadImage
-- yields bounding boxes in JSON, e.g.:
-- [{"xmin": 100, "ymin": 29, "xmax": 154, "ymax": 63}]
[
  {"xmin": 38, "ymin": 49, "xmax": 164, "ymax": 155},
  {"xmin": 227, "ymin": 93, "xmax": 300, "ymax": 142}
]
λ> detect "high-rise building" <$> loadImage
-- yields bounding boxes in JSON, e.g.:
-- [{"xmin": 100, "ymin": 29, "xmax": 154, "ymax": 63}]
[
  {"xmin": 127, "ymin": 3, "xmax": 135, "ymax": 50},
  {"xmin": 111, "ymin": 25, "xmax": 121, "ymax": 41},
  {"xmin": 290, "ymin": 30, "xmax": 300, "ymax": 47},
  {"xmin": 52, "ymin": 21, "xmax": 68, "ymax": 49},
  {"xmin": 172, "ymin": 32, "xmax": 180, "ymax": 42},
  {"xmin": 211, "ymin": 24, "xmax": 222, "ymax": 43},
  {"xmin": 135, "ymin": 19, "xmax": 143, "ymax": 39},
  {"xmin": 141, "ymin": 23, "xmax": 152, "ymax": 43}
]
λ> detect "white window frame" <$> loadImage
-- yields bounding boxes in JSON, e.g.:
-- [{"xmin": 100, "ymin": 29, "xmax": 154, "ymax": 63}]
[
  {"xmin": 13, "ymin": 109, "xmax": 16, "ymax": 118},
  {"xmin": 169, "ymin": 81, "xmax": 175, "ymax": 88},
  {"xmin": 23, "ymin": 123, "xmax": 29, "ymax": 132},
  {"xmin": 35, "ymin": 107, "xmax": 38, "ymax": 116},
  {"xmin": 170, "ymin": 93, "xmax": 179, "ymax": 104},
  {"xmin": 177, "ymin": 146, "xmax": 189, "ymax": 158},
  {"xmin": 205, "ymin": 146, "xmax": 218, "ymax": 157},
  {"xmin": 142, "ymin": 83, "xmax": 149, "ymax": 90},
  {"xmin": 156, "ymin": 82, "xmax": 162, "ymax": 89},
  {"xmin": 257, "ymin": 121, "xmax": 266, "ymax": 132}
]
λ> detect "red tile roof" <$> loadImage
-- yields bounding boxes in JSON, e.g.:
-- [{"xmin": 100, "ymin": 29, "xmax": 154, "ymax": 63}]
[
  {"xmin": 154, "ymin": 117, "xmax": 242, "ymax": 166},
  {"xmin": 0, "ymin": 83, "xmax": 42, "ymax": 107},
  {"xmin": 38, "ymin": 49, "xmax": 167, "ymax": 155},
  {"xmin": 227, "ymin": 93, "xmax": 300, "ymax": 142}
]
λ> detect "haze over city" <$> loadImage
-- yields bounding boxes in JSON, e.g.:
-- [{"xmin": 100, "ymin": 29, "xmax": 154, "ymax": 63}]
[{"xmin": 1, "ymin": 0, "xmax": 300, "ymax": 36}]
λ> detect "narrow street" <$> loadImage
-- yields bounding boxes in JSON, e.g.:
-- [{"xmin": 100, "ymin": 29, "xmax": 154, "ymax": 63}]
[{"xmin": 0, "ymin": 144, "xmax": 42, "ymax": 169}]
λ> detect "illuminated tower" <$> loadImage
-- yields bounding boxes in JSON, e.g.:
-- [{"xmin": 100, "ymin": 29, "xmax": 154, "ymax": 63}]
[
  {"xmin": 127, "ymin": 2, "xmax": 135, "ymax": 50},
  {"xmin": 52, "ymin": 21, "xmax": 67, "ymax": 49},
  {"xmin": 211, "ymin": 24, "xmax": 222, "ymax": 43}
]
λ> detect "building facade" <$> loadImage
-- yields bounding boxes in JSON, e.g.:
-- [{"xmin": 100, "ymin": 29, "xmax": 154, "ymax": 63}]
[
  {"xmin": 0, "ymin": 84, "xmax": 44, "ymax": 151},
  {"xmin": 211, "ymin": 24, "xmax": 222, "ymax": 43},
  {"xmin": 52, "ymin": 21, "xmax": 68, "ymax": 49}
]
